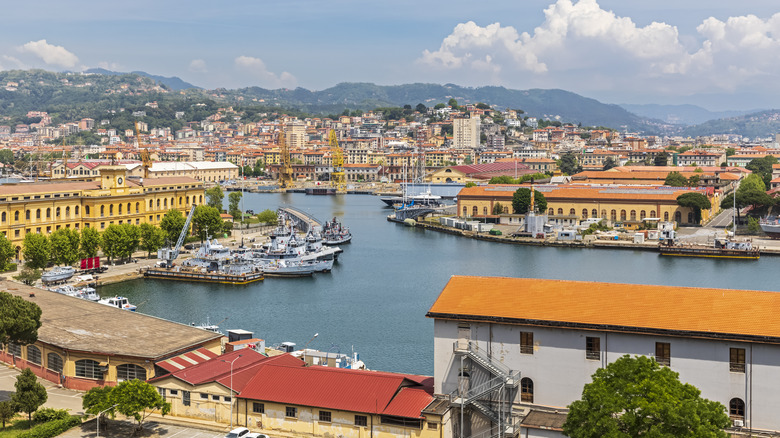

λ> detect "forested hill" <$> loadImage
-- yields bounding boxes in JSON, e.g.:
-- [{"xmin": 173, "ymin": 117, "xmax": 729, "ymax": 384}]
[{"xmin": 680, "ymin": 110, "xmax": 780, "ymax": 138}]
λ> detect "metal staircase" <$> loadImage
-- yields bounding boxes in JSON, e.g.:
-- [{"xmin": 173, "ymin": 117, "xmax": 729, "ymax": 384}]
[{"xmin": 451, "ymin": 341, "xmax": 521, "ymax": 438}]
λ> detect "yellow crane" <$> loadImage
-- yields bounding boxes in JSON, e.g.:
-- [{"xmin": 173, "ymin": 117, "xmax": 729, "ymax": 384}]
[
  {"xmin": 329, "ymin": 130, "xmax": 346, "ymax": 193},
  {"xmin": 135, "ymin": 121, "xmax": 152, "ymax": 178},
  {"xmin": 278, "ymin": 127, "xmax": 293, "ymax": 188}
]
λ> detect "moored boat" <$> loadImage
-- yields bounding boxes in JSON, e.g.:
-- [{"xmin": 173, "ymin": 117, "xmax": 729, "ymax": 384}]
[
  {"xmin": 98, "ymin": 296, "xmax": 138, "ymax": 311},
  {"xmin": 322, "ymin": 217, "xmax": 352, "ymax": 245},
  {"xmin": 760, "ymin": 216, "xmax": 780, "ymax": 238},
  {"xmin": 41, "ymin": 266, "xmax": 75, "ymax": 284},
  {"xmin": 659, "ymin": 238, "xmax": 759, "ymax": 259}
]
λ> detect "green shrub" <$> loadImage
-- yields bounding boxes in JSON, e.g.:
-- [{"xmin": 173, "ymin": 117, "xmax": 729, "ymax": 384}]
[
  {"xmin": 33, "ymin": 408, "xmax": 69, "ymax": 423},
  {"xmin": 1, "ymin": 262, "xmax": 17, "ymax": 273},
  {"xmin": 18, "ymin": 415, "xmax": 81, "ymax": 438}
]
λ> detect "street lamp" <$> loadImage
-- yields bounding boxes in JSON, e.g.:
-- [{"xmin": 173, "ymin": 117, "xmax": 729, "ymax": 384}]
[
  {"xmin": 96, "ymin": 403, "xmax": 118, "ymax": 438},
  {"xmin": 303, "ymin": 333, "xmax": 319, "ymax": 365},
  {"xmin": 221, "ymin": 354, "xmax": 243, "ymax": 429}
]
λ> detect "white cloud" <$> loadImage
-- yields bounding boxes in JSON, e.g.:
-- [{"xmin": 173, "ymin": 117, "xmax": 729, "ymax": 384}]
[
  {"xmin": 189, "ymin": 59, "xmax": 207, "ymax": 73},
  {"xmin": 234, "ymin": 56, "xmax": 296, "ymax": 88},
  {"xmin": 18, "ymin": 39, "xmax": 79, "ymax": 68},
  {"xmin": 0, "ymin": 55, "xmax": 25, "ymax": 70},
  {"xmin": 418, "ymin": 0, "xmax": 780, "ymax": 98},
  {"xmin": 97, "ymin": 61, "xmax": 122, "ymax": 71}
]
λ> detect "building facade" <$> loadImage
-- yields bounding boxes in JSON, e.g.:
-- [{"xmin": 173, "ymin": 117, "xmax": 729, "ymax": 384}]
[
  {"xmin": 427, "ymin": 276, "xmax": 780, "ymax": 437},
  {"xmin": 453, "ymin": 116, "xmax": 480, "ymax": 149}
]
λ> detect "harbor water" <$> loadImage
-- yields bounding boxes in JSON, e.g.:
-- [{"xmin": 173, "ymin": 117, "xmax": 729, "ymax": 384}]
[{"xmin": 101, "ymin": 192, "xmax": 779, "ymax": 375}]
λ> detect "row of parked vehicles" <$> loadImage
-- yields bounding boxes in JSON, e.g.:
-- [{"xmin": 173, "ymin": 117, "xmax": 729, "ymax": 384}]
[{"xmin": 226, "ymin": 427, "xmax": 268, "ymax": 438}]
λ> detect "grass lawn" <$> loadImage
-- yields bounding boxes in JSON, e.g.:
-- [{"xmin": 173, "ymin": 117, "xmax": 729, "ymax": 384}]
[{"xmin": 0, "ymin": 417, "xmax": 33, "ymax": 438}]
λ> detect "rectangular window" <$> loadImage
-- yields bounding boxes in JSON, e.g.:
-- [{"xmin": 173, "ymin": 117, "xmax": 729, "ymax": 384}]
[
  {"xmin": 730, "ymin": 348, "xmax": 746, "ymax": 373},
  {"xmin": 224, "ymin": 396, "xmax": 231, "ymax": 402},
  {"xmin": 252, "ymin": 402, "xmax": 264, "ymax": 414},
  {"xmin": 655, "ymin": 342, "xmax": 671, "ymax": 366},
  {"xmin": 319, "ymin": 411, "xmax": 332, "ymax": 422},
  {"xmin": 428, "ymin": 422, "xmax": 439, "ymax": 430},
  {"xmin": 182, "ymin": 391, "xmax": 191, "ymax": 406},
  {"xmin": 212, "ymin": 395, "xmax": 220, "ymax": 401},
  {"xmin": 520, "ymin": 332, "xmax": 534, "ymax": 354},
  {"xmin": 200, "ymin": 393, "xmax": 208, "ymax": 400},
  {"xmin": 170, "ymin": 390, "xmax": 178, "ymax": 396},
  {"xmin": 286, "ymin": 406, "xmax": 297, "ymax": 418},
  {"xmin": 586, "ymin": 337, "xmax": 600, "ymax": 360},
  {"xmin": 355, "ymin": 415, "xmax": 368, "ymax": 427},
  {"xmin": 158, "ymin": 387, "xmax": 166, "ymax": 397}
]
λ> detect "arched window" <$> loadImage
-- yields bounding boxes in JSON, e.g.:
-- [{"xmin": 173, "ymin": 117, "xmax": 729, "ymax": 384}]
[
  {"xmin": 46, "ymin": 208, "xmax": 51, "ymax": 218},
  {"xmin": 65, "ymin": 206, "xmax": 70, "ymax": 217},
  {"xmin": 592, "ymin": 209, "xmax": 597, "ymax": 218},
  {"xmin": 170, "ymin": 197, "xmax": 174, "ymax": 207},
  {"xmin": 75, "ymin": 359, "xmax": 102, "ymax": 379},
  {"xmin": 179, "ymin": 197, "xmax": 183, "ymax": 206},
  {"xmin": 675, "ymin": 211, "xmax": 682, "ymax": 223},
  {"xmin": 14, "ymin": 211, "xmax": 19, "ymax": 222},
  {"xmin": 25, "ymin": 210, "xmax": 30, "ymax": 220},
  {"xmin": 687, "ymin": 212, "xmax": 694, "ymax": 223},
  {"xmin": 483, "ymin": 207, "xmax": 488, "ymax": 216},
  {"xmin": 639, "ymin": 210, "xmax": 646, "ymax": 220},
  {"xmin": 118, "ymin": 204, "xmax": 122, "ymax": 215},
  {"xmin": 503, "ymin": 206, "xmax": 509, "ymax": 214},
  {"xmin": 186, "ymin": 196, "xmax": 191, "ymax": 205},
  {"xmin": 116, "ymin": 364, "xmax": 147, "ymax": 382},
  {"xmin": 27, "ymin": 345, "xmax": 41, "ymax": 365},
  {"xmin": 100, "ymin": 205, "xmax": 105, "ymax": 217},
  {"xmin": 84, "ymin": 206, "xmax": 89, "ymax": 217},
  {"xmin": 136, "ymin": 202, "xmax": 140, "ymax": 213},
  {"xmin": 610, "ymin": 210, "xmax": 617, "ymax": 221},
  {"xmin": 620, "ymin": 210, "xmax": 627, "ymax": 221},
  {"xmin": 581, "ymin": 209, "xmax": 588, "ymax": 219},
  {"xmin": 548, "ymin": 208, "xmax": 554, "ymax": 215},
  {"xmin": 110, "ymin": 205, "xmax": 114, "ymax": 216},
  {"xmin": 36, "ymin": 209, "xmax": 41, "ymax": 219},
  {"xmin": 7, "ymin": 343, "xmax": 21, "ymax": 356},
  {"xmin": 729, "ymin": 398, "xmax": 745, "ymax": 419},
  {"xmin": 649, "ymin": 210, "xmax": 656, "ymax": 218},
  {"xmin": 557, "ymin": 208, "xmax": 563, "ymax": 215},
  {"xmin": 127, "ymin": 203, "xmax": 131, "ymax": 213},
  {"xmin": 664, "ymin": 211, "xmax": 669, "ymax": 221},
  {"xmin": 157, "ymin": 199, "xmax": 161, "ymax": 209},
  {"xmin": 630, "ymin": 210, "xmax": 636, "ymax": 221},
  {"xmin": 462, "ymin": 206, "xmax": 467, "ymax": 217},
  {"xmin": 1, "ymin": 212, "xmax": 5, "ymax": 222},
  {"xmin": 569, "ymin": 208, "xmax": 576, "ymax": 216},
  {"xmin": 149, "ymin": 200, "xmax": 153, "ymax": 209},
  {"xmin": 601, "ymin": 209, "xmax": 607, "ymax": 218},
  {"xmin": 56, "ymin": 207, "xmax": 61, "ymax": 217},
  {"xmin": 472, "ymin": 206, "xmax": 478, "ymax": 216},
  {"xmin": 164, "ymin": 198, "xmax": 168, "ymax": 208},
  {"xmin": 521, "ymin": 377, "xmax": 534, "ymax": 403},
  {"xmin": 47, "ymin": 353, "xmax": 63, "ymax": 374},
  {"xmin": 199, "ymin": 195, "xmax": 203, "ymax": 204}
]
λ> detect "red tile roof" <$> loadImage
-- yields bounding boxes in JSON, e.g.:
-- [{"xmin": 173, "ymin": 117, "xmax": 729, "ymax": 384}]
[
  {"xmin": 239, "ymin": 365, "xmax": 433, "ymax": 418},
  {"xmin": 155, "ymin": 347, "xmax": 218, "ymax": 374}
]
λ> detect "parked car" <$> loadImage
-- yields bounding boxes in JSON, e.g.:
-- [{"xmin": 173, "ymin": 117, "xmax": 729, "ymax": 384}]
[
  {"xmin": 245, "ymin": 434, "xmax": 269, "ymax": 438},
  {"xmin": 225, "ymin": 427, "xmax": 250, "ymax": 438}
]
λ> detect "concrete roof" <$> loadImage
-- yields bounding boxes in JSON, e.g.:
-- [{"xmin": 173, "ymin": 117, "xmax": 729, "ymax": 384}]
[{"xmin": 2, "ymin": 281, "xmax": 222, "ymax": 359}]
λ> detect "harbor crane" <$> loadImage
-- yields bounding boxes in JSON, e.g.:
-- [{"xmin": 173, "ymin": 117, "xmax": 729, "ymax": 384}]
[
  {"xmin": 135, "ymin": 121, "xmax": 153, "ymax": 178},
  {"xmin": 157, "ymin": 204, "xmax": 196, "ymax": 268},
  {"xmin": 329, "ymin": 130, "xmax": 346, "ymax": 193},
  {"xmin": 278, "ymin": 127, "xmax": 294, "ymax": 188}
]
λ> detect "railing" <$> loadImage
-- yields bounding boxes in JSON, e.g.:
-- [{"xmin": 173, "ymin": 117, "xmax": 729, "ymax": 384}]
[
  {"xmin": 453, "ymin": 341, "xmax": 518, "ymax": 382},
  {"xmin": 450, "ymin": 375, "xmax": 507, "ymax": 405},
  {"xmin": 456, "ymin": 415, "xmax": 522, "ymax": 438}
]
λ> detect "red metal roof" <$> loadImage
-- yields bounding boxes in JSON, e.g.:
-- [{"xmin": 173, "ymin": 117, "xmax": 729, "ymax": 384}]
[
  {"xmin": 239, "ymin": 365, "xmax": 433, "ymax": 418},
  {"xmin": 154, "ymin": 347, "xmax": 218, "ymax": 374}
]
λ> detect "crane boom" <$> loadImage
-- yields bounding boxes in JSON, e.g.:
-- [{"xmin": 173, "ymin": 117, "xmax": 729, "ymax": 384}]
[
  {"xmin": 329, "ymin": 130, "xmax": 346, "ymax": 193},
  {"xmin": 158, "ymin": 204, "xmax": 197, "ymax": 268}
]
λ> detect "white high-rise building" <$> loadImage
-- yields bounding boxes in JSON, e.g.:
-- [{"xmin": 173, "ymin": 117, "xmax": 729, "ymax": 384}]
[{"xmin": 453, "ymin": 115, "xmax": 480, "ymax": 149}]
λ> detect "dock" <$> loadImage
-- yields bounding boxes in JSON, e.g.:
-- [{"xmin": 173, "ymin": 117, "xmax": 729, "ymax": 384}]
[
  {"xmin": 143, "ymin": 267, "xmax": 264, "ymax": 284},
  {"xmin": 279, "ymin": 206, "xmax": 322, "ymax": 233}
]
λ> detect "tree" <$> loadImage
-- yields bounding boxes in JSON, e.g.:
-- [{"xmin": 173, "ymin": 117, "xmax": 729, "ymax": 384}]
[
  {"xmin": 676, "ymin": 192, "xmax": 712, "ymax": 224},
  {"xmin": 49, "ymin": 228, "xmax": 80, "ymax": 266},
  {"xmin": 664, "ymin": 171, "xmax": 688, "ymax": 187},
  {"xmin": 12, "ymin": 368, "xmax": 47, "ymax": 422},
  {"xmin": 192, "ymin": 205, "xmax": 224, "ymax": 241},
  {"xmin": 725, "ymin": 147, "xmax": 736, "ymax": 157},
  {"xmin": 602, "ymin": 157, "xmax": 617, "ymax": 170},
  {"xmin": 0, "ymin": 232, "xmax": 14, "ymax": 271},
  {"xmin": 228, "ymin": 192, "xmax": 243, "ymax": 221},
  {"xmin": 0, "ymin": 401, "xmax": 17, "ymax": 428},
  {"xmin": 79, "ymin": 226, "xmax": 100, "ymax": 259},
  {"xmin": 447, "ymin": 98, "xmax": 458, "ymax": 108},
  {"xmin": 257, "ymin": 209, "xmax": 277, "ymax": 225},
  {"xmin": 492, "ymin": 202, "xmax": 505, "ymax": 215},
  {"xmin": 0, "ymin": 149, "xmax": 14, "ymax": 165},
  {"xmin": 746, "ymin": 155, "xmax": 778, "ymax": 189},
  {"xmin": 558, "ymin": 153, "xmax": 582, "ymax": 175},
  {"xmin": 415, "ymin": 103, "xmax": 427, "ymax": 113},
  {"xmin": 139, "ymin": 223, "xmax": 166, "ymax": 258},
  {"xmin": 100, "ymin": 225, "xmax": 121, "ymax": 263},
  {"xmin": 22, "ymin": 233, "xmax": 50, "ymax": 270},
  {"xmin": 512, "ymin": 188, "xmax": 547, "ymax": 214},
  {"xmin": 205, "ymin": 185, "xmax": 224, "ymax": 210},
  {"xmin": 433, "ymin": 103, "xmax": 445, "ymax": 109},
  {"xmin": 13, "ymin": 267, "xmax": 41, "ymax": 286},
  {"xmin": 160, "ymin": 209, "xmax": 187, "ymax": 245},
  {"xmin": 117, "ymin": 224, "xmax": 140, "ymax": 262},
  {"xmin": 563, "ymin": 355, "xmax": 729, "ymax": 438},
  {"xmin": 82, "ymin": 386, "xmax": 116, "ymax": 427},
  {"xmin": 489, "ymin": 175, "xmax": 516, "ymax": 184},
  {"xmin": 111, "ymin": 380, "xmax": 171, "ymax": 431},
  {"xmin": 464, "ymin": 182, "xmax": 477, "ymax": 188},
  {"xmin": 0, "ymin": 291, "xmax": 42, "ymax": 347},
  {"xmin": 654, "ymin": 152, "xmax": 669, "ymax": 167}
]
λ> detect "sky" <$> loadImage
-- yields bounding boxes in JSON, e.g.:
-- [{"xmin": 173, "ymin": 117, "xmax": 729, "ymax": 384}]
[{"xmin": 1, "ymin": 0, "xmax": 779, "ymax": 110}]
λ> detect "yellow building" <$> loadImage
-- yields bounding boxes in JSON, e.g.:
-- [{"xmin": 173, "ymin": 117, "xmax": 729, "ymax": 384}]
[
  {"xmin": 0, "ymin": 166, "xmax": 204, "ymax": 257},
  {"xmin": 456, "ymin": 184, "xmax": 718, "ymax": 225},
  {"xmin": 1, "ymin": 281, "xmax": 222, "ymax": 391}
]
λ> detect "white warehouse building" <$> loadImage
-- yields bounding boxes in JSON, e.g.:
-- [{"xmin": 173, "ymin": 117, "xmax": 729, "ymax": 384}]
[{"xmin": 426, "ymin": 276, "xmax": 780, "ymax": 438}]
